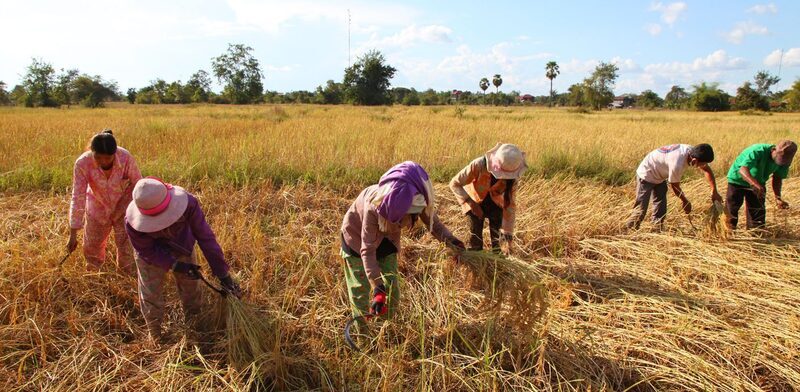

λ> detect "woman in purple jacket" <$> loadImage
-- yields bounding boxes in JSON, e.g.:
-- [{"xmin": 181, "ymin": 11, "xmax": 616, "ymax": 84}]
[
  {"xmin": 340, "ymin": 162, "xmax": 464, "ymax": 321},
  {"xmin": 125, "ymin": 177, "xmax": 240, "ymax": 341}
]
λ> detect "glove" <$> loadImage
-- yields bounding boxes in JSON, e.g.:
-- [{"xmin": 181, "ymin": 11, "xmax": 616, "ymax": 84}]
[
  {"xmin": 219, "ymin": 275, "xmax": 242, "ymax": 298},
  {"xmin": 173, "ymin": 262, "xmax": 201, "ymax": 280},
  {"xmin": 370, "ymin": 284, "xmax": 388, "ymax": 316}
]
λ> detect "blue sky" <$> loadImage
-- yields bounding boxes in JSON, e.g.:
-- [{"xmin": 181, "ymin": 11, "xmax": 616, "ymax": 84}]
[{"xmin": 1, "ymin": 0, "xmax": 798, "ymax": 96}]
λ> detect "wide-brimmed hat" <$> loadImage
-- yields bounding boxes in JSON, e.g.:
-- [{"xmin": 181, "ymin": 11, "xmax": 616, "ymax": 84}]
[
  {"xmin": 485, "ymin": 143, "xmax": 528, "ymax": 179},
  {"xmin": 774, "ymin": 140, "xmax": 797, "ymax": 166},
  {"xmin": 126, "ymin": 177, "xmax": 189, "ymax": 233}
]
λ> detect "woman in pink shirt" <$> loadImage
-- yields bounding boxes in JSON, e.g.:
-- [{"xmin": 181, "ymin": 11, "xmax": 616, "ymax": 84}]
[{"xmin": 67, "ymin": 130, "xmax": 142, "ymax": 274}]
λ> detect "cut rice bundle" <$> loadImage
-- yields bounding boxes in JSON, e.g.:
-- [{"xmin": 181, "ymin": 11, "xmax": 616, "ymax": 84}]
[
  {"xmin": 455, "ymin": 250, "xmax": 548, "ymax": 327},
  {"xmin": 218, "ymin": 295, "xmax": 290, "ymax": 388},
  {"xmin": 703, "ymin": 200, "xmax": 729, "ymax": 238}
]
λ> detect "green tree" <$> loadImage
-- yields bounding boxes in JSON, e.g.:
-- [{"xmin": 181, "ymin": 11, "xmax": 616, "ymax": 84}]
[
  {"xmin": 582, "ymin": 62, "xmax": 619, "ymax": 110},
  {"xmin": 545, "ymin": 61, "xmax": 560, "ymax": 106},
  {"xmin": 690, "ymin": 82, "xmax": 731, "ymax": 111},
  {"xmin": 126, "ymin": 88, "xmax": 137, "ymax": 104},
  {"xmin": 185, "ymin": 70, "xmax": 212, "ymax": 103},
  {"xmin": 10, "ymin": 85, "xmax": 26, "ymax": 105},
  {"xmin": 315, "ymin": 80, "xmax": 344, "ymax": 104},
  {"xmin": 664, "ymin": 85, "xmax": 690, "ymax": 109},
  {"xmin": 343, "ymin": 50, "xmax": 397, "ymax": 105},
  {"xmin": 637, "ymin": 90, "xmax": 663, "ymax": 109},
  {"xmin": 754, "ymin": 70, "xmax": 780, "ymax": 97},
  {"xmin": 135, "ymin": 79, "xmax": 167, "ymax": 104},
  {"xmin": 20, "ymin": 58, "xmax": 58, "ymax": 107},
  {"xmin": 785, "ymin": 79, "xmax": 800, "ymax": 111},
  {"xmin": 0, "ymin": 81, "xmax": 10, "ymax": 105},
  {"xmin": 492, "ymin": 74, "xmax": 502, "ymax": 93},
  {"xmin": 567, "ymin": 83, "xmax": 585, "ymax": 106},
  {"xmin": 419, "ymin": 89, "xmax": 439, "ymax": 106},
  {"xmin": 479, "ymin": 77, "xmax": 490, "ymax": 95},
  {"xmin": 402, "ymin": 89, "xmax": 420, "ymax": 105},
  {"xmin": 734, "ymin": 81, "xmax": 769, "ymax": 111},
  {"xmin": 164, "ymin": 81, "xmax": 188, "ymax": 104},
  {"xmin": 211, "ymin": 44, "xmax": 264, "ymax": 104},
  {"xmin": 71, "ymin": 74, "xmax": 118, "ymax": 108},
  {"xmin": 54, "ymin": 68, "xmax": 79, "ymax": 107}
]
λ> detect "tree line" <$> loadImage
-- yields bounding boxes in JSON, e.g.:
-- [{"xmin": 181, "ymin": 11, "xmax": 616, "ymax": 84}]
[{"xmin": 2, "ymin": 43, "xmax": 800, "ymax": 112}]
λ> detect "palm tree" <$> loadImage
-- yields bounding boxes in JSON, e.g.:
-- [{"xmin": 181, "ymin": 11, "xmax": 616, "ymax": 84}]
[
  {"xmin": 545, "ymin": 61, "xmax": 560, "ymax": 106},
  {"xmin": 492, "ymin": 74, "xmax": 502, "ymax": 93},
  {"xmin": 479, "ymin": 78, "xmax": 490, "ymax": 95}
]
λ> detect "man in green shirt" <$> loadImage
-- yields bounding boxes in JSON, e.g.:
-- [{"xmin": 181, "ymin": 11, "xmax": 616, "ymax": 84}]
[{"xmin": 726, "ymin": 140, "xmax": 797, "ymax": 229}]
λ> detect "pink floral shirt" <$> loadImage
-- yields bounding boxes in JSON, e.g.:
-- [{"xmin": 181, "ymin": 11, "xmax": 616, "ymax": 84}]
[{"xmin": 69, "ymin": 147, "xmax": 142, "ymax": 229}]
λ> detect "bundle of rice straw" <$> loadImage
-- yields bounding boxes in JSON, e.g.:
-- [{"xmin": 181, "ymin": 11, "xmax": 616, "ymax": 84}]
[
  {"xmin": 217, "ymin": 295, "xmax": 289, "ymax": 388},
  {"xmin": 455, "ymin": 250, "xmax": 548, "ymax": 327},
  {"xmin": 704, "ymin": 200, "xmax": 729, "ymax": 238}
]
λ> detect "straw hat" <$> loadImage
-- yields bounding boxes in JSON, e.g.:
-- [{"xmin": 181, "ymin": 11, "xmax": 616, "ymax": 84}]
[
  {"xmin": 485, "ymin": 143, "xmax": 527, "ymax": 179},
  {"xmin": 774, "ymin": 140, "xmax": 797, "ymax": 166},
  {"xmin": 126, "ymin": 178, "xmax": 189, "ymax": 233}
]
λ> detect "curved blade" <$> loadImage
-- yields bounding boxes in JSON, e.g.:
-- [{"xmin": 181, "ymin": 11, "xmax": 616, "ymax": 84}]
[{"xmin": 344, "ymin": 314, "xmax": 374, "ymax": 352}]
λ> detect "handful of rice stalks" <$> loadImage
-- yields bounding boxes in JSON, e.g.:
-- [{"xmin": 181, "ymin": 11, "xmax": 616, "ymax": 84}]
[
  {"xmin": 217, "ymin": 295, "xmax": 289, "ymax": 388},
  {"xmin": 455, "ymin": 250, "xmax": 548, "ymax": 327},
  {"xmin": 703, "ymin": 200, "xmax": 730, "ymax": 238}
]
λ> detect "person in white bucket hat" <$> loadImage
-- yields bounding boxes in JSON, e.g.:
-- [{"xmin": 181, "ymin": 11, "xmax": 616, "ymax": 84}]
[
  {"xmin": 125, "ymin": 177, "xmax": 241, "ymax": 341},
  {"xmin": 450, "ymin": 143, "xmax": 527, "ymax": 253}
]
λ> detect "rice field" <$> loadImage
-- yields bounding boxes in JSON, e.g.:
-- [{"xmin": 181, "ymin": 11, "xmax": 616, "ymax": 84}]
[{"xmin": 2, "ymin": 104, "xmax": 800, "ymax": 391}]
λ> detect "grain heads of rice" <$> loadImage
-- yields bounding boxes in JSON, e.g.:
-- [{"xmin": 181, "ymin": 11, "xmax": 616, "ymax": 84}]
[{"xmin": 454, "ymin": 250, "xmax": 548, "ymax": 327}]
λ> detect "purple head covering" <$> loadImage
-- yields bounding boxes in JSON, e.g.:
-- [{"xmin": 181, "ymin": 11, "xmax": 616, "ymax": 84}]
[{"xmin": 376, "ymin": 161, "xmax": 431, "ymax": 224}]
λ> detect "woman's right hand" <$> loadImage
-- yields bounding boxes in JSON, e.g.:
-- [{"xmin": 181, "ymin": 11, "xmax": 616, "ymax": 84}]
[
  {"xmin": 67, "ymin": 229, "xmax": 78, "ymax": 253},
  {"xmin": 467, "ymin": 200, "xmax": 484, "ymax": 219}
]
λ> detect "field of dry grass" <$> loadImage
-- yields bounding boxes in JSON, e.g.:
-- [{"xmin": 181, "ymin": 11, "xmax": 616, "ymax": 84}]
[{"xmin": 2, "ymin": 105, "xmax": 800, "ymax": 391}]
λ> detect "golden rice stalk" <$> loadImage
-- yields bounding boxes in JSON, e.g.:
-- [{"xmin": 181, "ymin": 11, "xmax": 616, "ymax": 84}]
[
  {"xmin": 220, "ymin": 295, "xmax": 289, "ymax": 389},
  {"xmin": 703, "ymin": 200, "xmax": 729, "ymax": 239},
  {"xmin": 455, "ymin": 250, "xmax": 548, "ymax": 327}
]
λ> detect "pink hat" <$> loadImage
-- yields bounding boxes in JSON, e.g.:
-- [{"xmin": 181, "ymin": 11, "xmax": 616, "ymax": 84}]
[
  {"xmin": 126, "ymin": 177, "xmax": 189, "ymax": 233},
  {"xmin": 485, "ymin": 143, "xmax": 528, "ymax": 180}
]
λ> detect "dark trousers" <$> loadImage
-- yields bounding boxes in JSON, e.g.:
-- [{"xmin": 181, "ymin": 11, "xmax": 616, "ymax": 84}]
[
  {"xmin": 467, "ymin": 196, "xmax": 503, "ymax": 250},
  {"xmin": 726, "ymin": 183, "xmax": 766, "ymax": 229},
  {"xmin": 626, "ymin": 178, "xmax": 668, "ymax": 230}
]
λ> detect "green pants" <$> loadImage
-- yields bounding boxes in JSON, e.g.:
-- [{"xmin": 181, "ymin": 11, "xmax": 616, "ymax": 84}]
[{"xmin": 341, "ymin": 250, "xmax": 399, "ymax": 319}]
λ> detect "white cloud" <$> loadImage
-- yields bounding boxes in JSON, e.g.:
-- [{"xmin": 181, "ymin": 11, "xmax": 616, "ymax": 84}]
[
  {"xmin": 611, "ymin": 57, "xmax": 641, "ymax": 72},
  {"xmin": 560, "ymin": 59, "xmax": 601, "ymax": 74},
  {"xmin": 225, "ymin": 0, "xmax": 418, "ymax": 33},
  {"xmin": 724, "ymin": 21, "xmax": 769, "ymax": 44},
  {"xmin": 617, "ymin": 73, "xmax": 658, "ymax": 94},
  {"xmin": 650, "ymin": 2, "xmax": 687, "ymax": 26},
  {"xmin": 645, "ymin": 23, "xmax": 663, "ymax": 36},
  {"xmin": 361, "ymin": 25, "xmax": 453, "ymax": 49},
  {"xmin": 764, "ymin": 48, "xmax": 800, "ymax": 67},
  {"xmin": 644, "ymin": 50, "xmax": 748, "ymax": 78},
  {"xmin": 747, "ymin": 3, "xmax": 778, "ymax": 14},
  {"xmin": 393, "ymin": 42, "xmax": 554, "ymax": 92}
]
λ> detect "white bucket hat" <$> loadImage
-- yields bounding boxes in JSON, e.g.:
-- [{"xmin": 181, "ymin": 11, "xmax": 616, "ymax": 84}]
[
  {"xmin": 126, "ymin": 178, "xmax": 189, "ymax": 233},
  {"xmin": 485, "ymin": 143, "xmax": 528, "ymax": 180}
]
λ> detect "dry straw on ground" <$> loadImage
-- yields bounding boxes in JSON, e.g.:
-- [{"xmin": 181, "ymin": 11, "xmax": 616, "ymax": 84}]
[
  {"xmin": 454, "ymin": 250, "xmax": 548, "ymax": 327},
  {"xmin": 2, "ymin": 105, "xmax": 800, "ymax": 391}
]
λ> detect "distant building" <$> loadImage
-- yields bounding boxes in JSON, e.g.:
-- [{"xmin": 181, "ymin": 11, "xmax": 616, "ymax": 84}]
[
  {"xmin": 519, "ymin": 94, "xmax": 535, "ymax": 103},
  {"xmin": 609, "ymin": 95, "xmax": 634, "ymax": 109}
]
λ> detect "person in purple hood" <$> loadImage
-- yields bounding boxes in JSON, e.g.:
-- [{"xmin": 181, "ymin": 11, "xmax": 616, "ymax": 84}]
[
  {"xmin": 125, "ymin": 177, "xmax": 241, "ymax": 341},
  {"xmin": 340, "ymin": 161, "xmax": 465, "ymax": 320}
]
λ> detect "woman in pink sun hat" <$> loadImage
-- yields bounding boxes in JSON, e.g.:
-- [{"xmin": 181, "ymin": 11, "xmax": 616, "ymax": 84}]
[
  {"xmin": 125, "ymin": 177, "xmax": 241, "ymax": 341},
  {"xmin": 450, "ymin": 143, "xmax": 527, "ymax": 254}
]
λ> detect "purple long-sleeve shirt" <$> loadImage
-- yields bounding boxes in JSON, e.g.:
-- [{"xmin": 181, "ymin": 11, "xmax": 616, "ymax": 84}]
[{"xmin": 125, "ymin": 194, "xmax": 230, "ymax": 278}]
